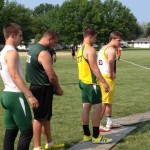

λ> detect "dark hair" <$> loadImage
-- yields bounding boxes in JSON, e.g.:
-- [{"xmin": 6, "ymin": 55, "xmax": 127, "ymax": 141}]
[
  {"xmin": 109, "ymin": 31, "xmax": 122, "ymax": 41},
  {"xmin": 3, "ymin": 23, "xmax": 22, "ymax": 39},
  {"xmin": 43, "ymin": 29, "xmax": 59, "ymax": 39},
  {"xmin": 83, "ymin": 27, "xmax": 97, "ymax": 38}
]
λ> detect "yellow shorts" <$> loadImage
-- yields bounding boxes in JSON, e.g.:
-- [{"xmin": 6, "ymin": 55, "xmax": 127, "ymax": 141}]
[{"xmin": 98, "ymin": 75, "xmax": 115, "ymax": 104}]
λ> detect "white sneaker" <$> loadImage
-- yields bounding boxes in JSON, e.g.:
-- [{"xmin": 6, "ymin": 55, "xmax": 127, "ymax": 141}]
[
  {"xmin": 106, "ymin": 122, "xmax": 121, "ymax": 129},
  {"xmin": 99, "ymin": 125, "xmax": 111, "ymax": 132}
]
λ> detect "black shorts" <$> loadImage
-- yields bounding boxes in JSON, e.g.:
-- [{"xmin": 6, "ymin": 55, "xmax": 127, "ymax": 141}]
[{"xmin": 29, "ymin": 84, "xmax": 53, "ymax": 121}]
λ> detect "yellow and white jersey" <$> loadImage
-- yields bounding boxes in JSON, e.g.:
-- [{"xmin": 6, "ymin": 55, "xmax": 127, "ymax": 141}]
[{"xmin": 97, "ymin": 46, "xmax": 109, "ymax": 75}]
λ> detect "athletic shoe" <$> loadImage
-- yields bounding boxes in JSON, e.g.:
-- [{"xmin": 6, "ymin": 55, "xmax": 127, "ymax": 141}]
[
  {"xmin": 44, "ymin": 143, "xmax": 65, "ymax": 149},
  {"xmin": 106, "ymin": 122, "xmax": 121, "ymax": 129},
  {"xmin": 33, "ymin": 147, "xmax": 44, "ymax": 150},
  {"xmin": 92, "ymin": 134, "xmax": 112, "ymax": 144},
  {"xmin": 99, "ymin": 125, "xmax": 111, "ymax": 132},
  {"xmin": 83, "ymin": 135, "xmax": 92, "ymax": 142}
]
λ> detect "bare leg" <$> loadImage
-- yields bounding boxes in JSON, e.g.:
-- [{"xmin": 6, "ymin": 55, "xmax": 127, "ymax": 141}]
[
  {"xmin": 81, "ymin": 103, "xmax": 91, "ymax": 125},
  {"xmin": 100, "ymin": 103, "xmax": 106, "ymax": 121},
  {"xmin": 92, "ymin": 104, "xmax": 102, "ymax": 126},
  {"xmin": 105, "ymin": 104, "xmax": 112, "ymax": 117},
  {"xmin": 33, "ymin": 119, "xmax": 42, "ymax": 148},
  {"xmin": 42, "ymin": 120, "xmax": 52, "ymax": 144}
]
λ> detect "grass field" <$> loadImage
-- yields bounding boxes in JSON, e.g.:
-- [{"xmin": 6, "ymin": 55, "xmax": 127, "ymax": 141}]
[{"xmin": 0, "ymin": 49, "xmax": 150, "ymax": 149}]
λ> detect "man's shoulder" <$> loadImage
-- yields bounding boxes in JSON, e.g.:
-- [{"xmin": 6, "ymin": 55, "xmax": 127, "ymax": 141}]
[
  {"xmin": 106, "ymin": 46, "xmax": 115, "ymax": 52},
  {"xmin": 2, "ymin": 45, "xmax": 16, "ymax": 51},
  {"xmin": 85, "ymin": 45, "xmax": 95, "ymax": 51}
]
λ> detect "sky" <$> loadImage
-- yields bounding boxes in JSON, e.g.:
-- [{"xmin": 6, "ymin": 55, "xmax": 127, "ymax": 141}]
[{"xmin": 9, "ymin": 0, "xmax": 150, "ymax": 23}]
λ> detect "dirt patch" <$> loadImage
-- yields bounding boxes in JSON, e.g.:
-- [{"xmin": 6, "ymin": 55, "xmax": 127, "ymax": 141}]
[{"xmin": 19, "ymin": 51, "xmax": 71, "ymax": 56}]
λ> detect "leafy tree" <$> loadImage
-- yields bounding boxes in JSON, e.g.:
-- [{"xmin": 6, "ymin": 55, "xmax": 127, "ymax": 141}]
[
  {"xmin": 58, "ymin": 0, "xmax": 104, "ymax": 45},
  {"xmin": 32, "ymin": 3, "xmax": 54, "ymax": 17},
  {"xmin": 57, "ymin": 0, "xmax": 141, "ymax": 45},
  {"xmin": 31, "ymin": 3, "xmax": 60, "ymax": 39},
  {"xmin": 0, "ymin": 0, "xmax": 5, "ymax": 44},
  {"xmin": 0, "ymin": 2, "xmax": 33, "ymax": 45},
  {"xmin": 102, "ymin": 0, "xmax": 140, "ymax": 42},
  {"xmin": 31, "ymin": 15, "xmax": 50, "ymax": 35},
  {"xmin": 34, "ymin": 33, "xmax": 42, "ymax": 43},
  {"xmin": 0, "ymin": 0, "xmax": 142, "ymax": 46},
  {"xmin": 145, "ymin": 23, "xmax": 150, "ymax": 37},
  {"xmin": 139, "ymin": 22, "xmax": 147, "ymax": 37},
  {"xmin": 0, "ymin": 0, "xmax": 4, "ymax": 9}
]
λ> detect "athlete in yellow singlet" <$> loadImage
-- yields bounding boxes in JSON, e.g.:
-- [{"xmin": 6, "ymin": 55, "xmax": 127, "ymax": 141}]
[
  {"xmin": 77, "ymin": 27, "xmax": 112, "ymax": 144},
  {"xmin": 77, "ymin": 44, "xmax": 97, "ymax": 84},
  {"xmin": 97, "ymin": 31, "xmax": 122, "ymax": 132}
]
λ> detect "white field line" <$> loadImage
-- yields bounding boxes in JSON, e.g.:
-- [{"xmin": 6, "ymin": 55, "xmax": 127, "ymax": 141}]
[{"xmin": 121, "ymin": 59, "xmax": 150, "ymax": 70}]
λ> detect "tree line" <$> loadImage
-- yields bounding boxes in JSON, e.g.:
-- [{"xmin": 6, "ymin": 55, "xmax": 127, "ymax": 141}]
[{"xmin": 0, "ymin": 0, "xmax": 149, "ymax": 47}]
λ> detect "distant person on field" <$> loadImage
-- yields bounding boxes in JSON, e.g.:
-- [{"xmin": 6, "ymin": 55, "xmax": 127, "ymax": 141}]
[
  {"xmin": 77, "ymin": 27, "xmax": 112, "ymax": 144},
  {"xmin": 116, "ymin": 47, "xmax": 122, "ymax": 60},
  {"xmin": 0, "ymin": 23, "xmax": 39, "ymax": 150},
  {"xmin": 26, "ymin": 29, "xmax": 64, "ymax": 150},
  {"xmin": 71, "ymin": 46, "xmax": 75, "ymax": 59},
  {"xmin": 97, "ymin": 31, "xmax": 122, "ymax": 132}
]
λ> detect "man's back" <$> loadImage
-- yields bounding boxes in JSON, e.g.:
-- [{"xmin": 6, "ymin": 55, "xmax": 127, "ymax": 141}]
[
  {"xmin": 77, "ymin": 44, "xmax": 96, "ymax": 84},
  {"xmin": 26, "ymin": 43, "xmax": 51, "ymax": 86},
  {"xmin": 0, "ymin": 45, "xmax": 22, "ymax": 92}
]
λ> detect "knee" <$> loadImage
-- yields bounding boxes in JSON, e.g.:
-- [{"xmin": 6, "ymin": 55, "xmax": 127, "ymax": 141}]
[{"xmin": 20, "ymin": 129, "xmax": 33, "ymax": 140}]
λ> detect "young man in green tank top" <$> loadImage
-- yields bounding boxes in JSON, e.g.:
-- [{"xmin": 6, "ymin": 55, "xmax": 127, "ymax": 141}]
[{"xmin": 26, "ymin": 30, "xmax": 64, "ymax": 150}]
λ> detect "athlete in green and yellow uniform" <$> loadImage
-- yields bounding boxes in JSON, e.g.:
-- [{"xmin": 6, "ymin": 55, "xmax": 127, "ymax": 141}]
[
  {"xmin": 77, "ymin": 27, "xmax": 112, "ymax": 144},
  {"xmin": 77, "ymin": 44, "xmax": 101, "ymax": 104}
]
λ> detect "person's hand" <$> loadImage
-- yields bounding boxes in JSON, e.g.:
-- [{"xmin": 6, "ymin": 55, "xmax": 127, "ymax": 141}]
[
  {"xmin": 28, "ymin": 96, "xmax": 39, "ymax": 109},
  {"xmin": 54, "ymin": 86, "xmax": 64, "ymax": 96},
  {"xmin": 102, "ymin": 82, "xmax": 110, "ymax": 93}
]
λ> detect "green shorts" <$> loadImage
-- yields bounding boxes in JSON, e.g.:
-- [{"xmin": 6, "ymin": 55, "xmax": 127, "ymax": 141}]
[
  {"xmin": 1, "ymin": 92, "xmax": 32, "ymax": 131},
  {"xmin": 79, "ymin": 80, "xmax": 102, "ymax": 104}
]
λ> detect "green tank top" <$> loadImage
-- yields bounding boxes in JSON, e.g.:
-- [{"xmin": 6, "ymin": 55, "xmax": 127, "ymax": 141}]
[{"xmin": 25, "ymin": 43, "xmax": 51, "ymax": 86}]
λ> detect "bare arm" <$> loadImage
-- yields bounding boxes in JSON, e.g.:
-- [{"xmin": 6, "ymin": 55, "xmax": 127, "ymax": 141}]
[
  {"xmin": 38, "ymin": 51, "xmax": 63, "ymax": 95},
  {"xmin": 86, "ymin": 47, "xmax": 105, "ymax": 83},
  {"xmin": 6, "ymin": 50, "xmax": 39, "ymax": 108},
  {"xmin": 106, "ymin": 47, "xmax": 116, "ymax": 79},
  {"xmin": 85, "ymin": 47, "xmax": 109, "ymax": 92}
]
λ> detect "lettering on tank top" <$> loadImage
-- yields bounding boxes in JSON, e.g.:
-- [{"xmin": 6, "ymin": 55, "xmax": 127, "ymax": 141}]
[{"xmin": 26, "ymin": 54, "xmax": 31, "ymax": 63}]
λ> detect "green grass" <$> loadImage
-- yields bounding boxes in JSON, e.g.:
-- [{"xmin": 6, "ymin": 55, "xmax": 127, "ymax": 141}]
[{"xmin": 0, "ymin": 50, "xmax": 150, "ymax": 149}]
